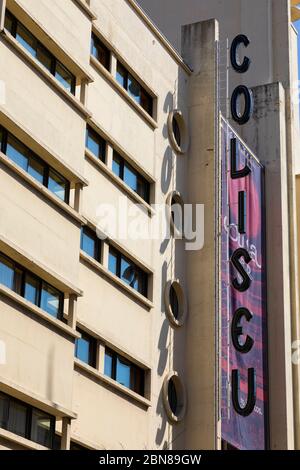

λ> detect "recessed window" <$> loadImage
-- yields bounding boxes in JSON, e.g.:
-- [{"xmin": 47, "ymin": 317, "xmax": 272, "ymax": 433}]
[
  {"xmin": 75, "ymin": 330, "xmax": 97, "ymax": 368},
  {"xmin": 104, "ymin": 348, "xmax": 145, "ymax": 396},
  {"xmin": 86, "ymin": 126, "xmax": 106, "ymax": 162},
  {"xmin": 81, "ymin": 227, "xmax": 102, "ymax": 262},
  {"xmin": 164, "ymin": 280, "xmax": 187, "ymax": 327},
  {"xmin": 167, "ymin": 110, "xmax": 189, "ymax": 154},
  {"xmin": 5, "ymin": 10, "xmax": 76, "ymax": 95},
  {"xmin": 112, "ymin": 151, "xmax": 150, "ymax": 203},
  {"xmin": 1, "ymin": 126, "xmax": 70, "ymax": 203},
  {"xmin": 167, "ymin": 191, "xmax": 185, "ymax": 238},
  {"xmin": 0, "ymin": 252, "xmax": 64, "ymax": 320},
  {"xmin": 163, "ymin": 373, "xmax": 186, "ymax": 423},
  {"xmin": 108, "ymin": 247, "xmax": 148, "ymax": 297},
  {"xmin": 116, "ymin": 61, "xmax": 153, "ymax": 116},
  {"xmin": 91, "ymin": 33, "xmax": 110, "ymax": 70},
  {"xmin": 0, "ymin": 392, "xmax": 55, "ymax": 448}
]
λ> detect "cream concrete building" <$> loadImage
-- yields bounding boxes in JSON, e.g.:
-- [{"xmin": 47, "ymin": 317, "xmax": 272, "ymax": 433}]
[{"xmin": 0, "ymin": 0, "xmax": 299, "ymax": 451}]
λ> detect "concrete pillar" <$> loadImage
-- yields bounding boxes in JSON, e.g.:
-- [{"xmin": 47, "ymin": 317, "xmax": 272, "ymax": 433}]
[
  {"xmin": 68, "ymin": 294, "xmax": 77, "ymax": 330},
  {"xmin": 80, "ymin": 78, "xmax": 89, "ymax": 106},
  {"xmin": 106, "ymin": 143, "xmax": 113, "ymax": 168},
  {"xmin": 243, "ymin": 82, "xmax": 295, "ymax": 449},
  {"xmin": 61, "ymin": 417, "xmax": 71, "ymax": 450},
  {"xmin": 0, "ymin": 0, "xmax": 6, "ymax": 31},
  {"xmin": 181, "ymin": 19, "xmax": 219, "ymax": 449},
  {"xmin": 74, "ymin": 183, "xmax": 83, "ymax": 213}
]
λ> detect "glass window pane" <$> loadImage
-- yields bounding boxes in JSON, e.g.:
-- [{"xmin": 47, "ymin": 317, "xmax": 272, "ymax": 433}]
[
  {"xmin": 86, "ymin": 128, "xmax": 105, "ymax": 161},
  {"xmin": 75, "ymin": 336, "xmax": 90, "ymax": 365},
  {"xmin": 124, "ymin": 164, "xmax": 138, "ymax": 192},
  {"xmin": 137, "ymin": 176, "xmax": 149, "ymax": 202},
  {"xmin": 108, "ymin": 251, "xmax": 118, "ymax": 276},
  {"xmin": 48, "ymin": 169, "xmax": 67, "ymax": 201},
  {"xmin": 7, "ymin": 135, "xmax": 28, "ymax": 171},
  {"xmin": 36, "ymin": 44, "xmax": 52, "ymax": 72},
  {"xmin": 40, "ymin": 283, "xmax": 61, "ymax": 318},
  {"xmin": 7, "ymin": 400, "xmax": 27, "ymax": 438},
  {"xmin": 31, "ymin": 409, "xmax": 52, "ymax": 448},
  {"xmin": 16, "ymin": 24, "xmax": 36, "ymax": 57},
  {"xmin": 112, "ymin": 154, "xmax": 122, "ymax": 178},
  {"xmin": 104, "ymin": 352, "xmax": 113, "ymax": 378},
  {"xmin": 4, "ymin": 13, "xmax": 14, "ymax": 34},
  {"xmin": 81, "ymin": 228, "xmax": 97, "ymax": 259},
  {"xmin": 141, "ymin": 89, "xmax": 152, "ymax": 115},
  {"xmin": 28, "ymin": 156, "xmax": 44, "ymax": 184},
  {"xmin": 0, "ymin": 394, "xmax": 9, "ymax": 429},
  {"xmin": 120, "ymin": 257, "xmax": 138, "ymax": 290},
  {"xmin": 0, "ymin": 255, "xmax": 15, "ymax": 290},
  {"xmin": 128, "ymin": 74, "xmax": 141, "ymax": 104},
  {"xmin": 168, "ymin": 379, "xmax": 178, "ymax": 415},
  {"xmin": 24, "ymin": 274, "xmax": 39, "ymax": 305},
  {"xmin": 55, "ymin": 62, "xmax": 73, "ymax": 93},
  {"xmin": 116, "ymin": 63, "xmax": 127, "ymax": 88},
  {"xmin": 116, "ymin": 357, "xmax": 131, "ymax": 389},
  {"xmin": 91, "ymin": 35, "xmax": 110, "ymax": 69}
]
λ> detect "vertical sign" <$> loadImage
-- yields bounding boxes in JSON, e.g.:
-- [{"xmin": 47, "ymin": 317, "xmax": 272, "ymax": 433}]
[{"xmin": 220, "ymin": 118, "xmax": 268, "ymax": 449}]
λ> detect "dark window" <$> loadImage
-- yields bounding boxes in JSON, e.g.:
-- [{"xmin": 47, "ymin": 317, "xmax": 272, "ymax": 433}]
[
  {"xmin": 0, "ymin": 252, "xmax": 64, "ymax": 320},
  {"xmin": 1, "ymin": 126, "xmax": 70, "ymax": 203},
  {"xmin": 75, "ymin": 330, "xmax": 97, "ymax": 368},
  {"xmin": 168, "ymin": 378, "xmax": 178, "ymax": 415},
  {"xmin": 0, "ymin": 392, "xmax": 55, "ymax": 448},
  {"xmin": 108, "ymin": 247, "xmax": 148, "ymax": 297},
  {"xmin": 5, "ymin": 11, "xmax": 75, "ymax": 95},
  {"xmin": 86, "ymin": 126, "xmax": 106, "ymax": 161},
  {"xmin": 91, "ymin": 33, "xmax": 110, "ymax": 70},
  {"xmin": 104, "ymin": 349, "xmax": 145, "ymax": 396},
  {"xmin": 172, "ymin": 116, "xmax": 181, "ymax": 147},
  {"xmin": 53, "ymin": 435, "xmax": 89, "ymax": 450},
  {"xmin": 112, "ymin": 151, "xmax": 150, "ymax": 203},
  {"xmin": 169, "ymin": 285, "xmax": 179, "ymax": 320},
  {"xmin": 81, "ymin": 227, "xmax": 101, "ymax": 262},
  {"xmin": 116, "ymin": 61, "xmax": 153, "ymax": 116}
]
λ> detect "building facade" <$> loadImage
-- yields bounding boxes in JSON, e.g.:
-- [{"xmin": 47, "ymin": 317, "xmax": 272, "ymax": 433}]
[{"xmin": 0, "ymin": 0, "xmax": 298, "ymax": 451}]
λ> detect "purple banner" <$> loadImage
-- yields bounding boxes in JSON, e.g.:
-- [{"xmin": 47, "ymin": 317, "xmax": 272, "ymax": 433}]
[{"xmin": 221, "ymin": 118, "xmax": 268, "ymax": 450}]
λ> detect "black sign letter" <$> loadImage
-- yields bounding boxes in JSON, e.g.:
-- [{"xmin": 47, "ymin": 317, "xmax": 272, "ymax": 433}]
[
  {"xmin": 231, "ymin": 248, "xmax": 252, "ymax": 292},
  {"xmin": 230, "ymin": 34, "xmax": 251, "ymax": 73},
  {"xmin": 232, "ymin": 368, "xmax": 256, "ymax": 416}
]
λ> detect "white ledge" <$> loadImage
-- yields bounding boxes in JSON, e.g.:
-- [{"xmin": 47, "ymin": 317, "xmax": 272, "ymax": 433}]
[
  {"xmin": 72, "ymin": 0, "xmax": 98, "ymax": 20},
  {"xmin": 79, "ymin": 251, "xmax": 154, "ymax": 310},
  {"xmin": 0, "ymin": 375, "xmax": 77, "ymax": 419},
  {"xmin": 0, "ymin": 427, "xmax": 49, "ymax": 450},
  {"xmin": 85, "ymin": 149, "xmax": 155, "ymax": 217},
  {"xmin": 0, "ymin": 152, "xmax": 86, "ymax": 226},
  {"xmin": 1, "ymin": 30, "xmax": 92, "ymax": 120},
  {"xmin": 90, "ymin": 55, "xmax": 158, "ymax": 129},
  {"xmin": 0, "ymin": 234, "xmax": 83, "ymax": 297},
  {"xmin": 74, "ymin": 358, "xmax": 151, "ymax": 408},
  {"xmin": 0, "ymin": 284, "xmax": 80, "ymax": 340}
]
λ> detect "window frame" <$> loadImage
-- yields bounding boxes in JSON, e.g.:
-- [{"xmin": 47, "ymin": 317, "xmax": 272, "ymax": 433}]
[
  {"xmin": 0, "ymin": 125, "xmax": 70, "ymax": 204},
  {"xmin": 104, "ymin": 348, "xmax": 145, "ymax": 397},
  {"xmin": 0, "ymin": 252, "xmax": 64, "ymax": 320},
  {"xmin": 85, "ymin": 125, "xmax": 106, "ymax": 162},
  {"xmin": 0, "ymin": 392, "xmax": 55, "ymax": 448},
  {"xmin": 108, "ymin": 247, "xmax": 148, "ymax": 297},
  {"xmin": 91, "ymin": 32, "xmax": 110, "ymax": 70},
  {"xmin": 5, "ymin": 10, "xmax": 76, "ymax": 95},
  {"xmin": 116, "ymin": 60, "xmax": 153, "ymax": 117},
  {"xmin": 112, "ymin": 151, "xmax": 150, "ymax": 203},
  {"xmin": 75, "ymin": 329, "xmax": 97, "ymax": 368},
  {"xmin": 80, "ymin": 226, "xmax": 102, "ymax": 262}
]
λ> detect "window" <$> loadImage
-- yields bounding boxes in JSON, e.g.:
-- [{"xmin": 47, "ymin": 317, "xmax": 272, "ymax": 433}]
[
  {"xmin": 91, "ymin": 33, "xmax": 110, "ymax": 70},
  {"xmin": 169, "ymin": 284, "xmax": 179, "ymax": 320},
  {"xmin": 0, "ymin": 393, "xmax": 55, "ymax": 448},
  {"xmin": 108, "ymin": 247, "xmax": 148, "ymax": 297},
  {"xmin": 116, "ymin": 61, "xmax": 153, "ymax": 116},
  {"xmin": 104, "ymin": 349, "xmax": 145, "ymax": 396},
  {"xmin": 81, "ymin": 227, "xmax": 101, "ymax": 262},
  {"xmin": 75, "ymin": 330, "xmax": 97, "ymax": 368},
  {"xmin": 5, "ymin": 11, "xmax": 76, "ymax": 95},
  {"xmin": 86, "ymin": 126, "xmax": 106, "ymax": 161},
  {"xmin": 1, "ymin": 126, "xmax": 70, "ymax": 203},
  {"xmin": 0, "ymin": 252, "xmax": 64, "ymax": 320},
  {"xmin": 112, "ymin": 151, "xmax": 150, "ymax": 203}
]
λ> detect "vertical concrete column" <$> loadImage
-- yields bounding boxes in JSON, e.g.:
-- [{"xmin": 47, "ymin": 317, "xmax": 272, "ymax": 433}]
[
  {"xmin": 68, "ymin": 294, "xmax": 78, "ymax": 330},
  {"xmin": 0, "ymin": 0, "xmax": 6, "ymax": 31},
  {"xmin": 181, "ymin": 19, "xmax": 219, "ymax": 449},
  {"xmin": 106, "ymin": 143, "xmax": 113, "ymax": 169},
  {"xmin": 97, "ymin": 341, "xmax": 105, "ymax": 372},
  {"xmin": 110, "ymin": 53, "xmax": 117, "ymax": 77},
  {"xmin": 243, "ymin": 83, "xmax": 294, "ymax": 449},
  {"xmin": 80, "ymin": 78, "xmax": 89, "ymax": 106},
  {"xmin": 61, "ymin": 417, "xmax": 71, "ymax": 450},
  {"xmin": 74, "ymin": 183, "xmax": 83, "ymax": 213}
]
